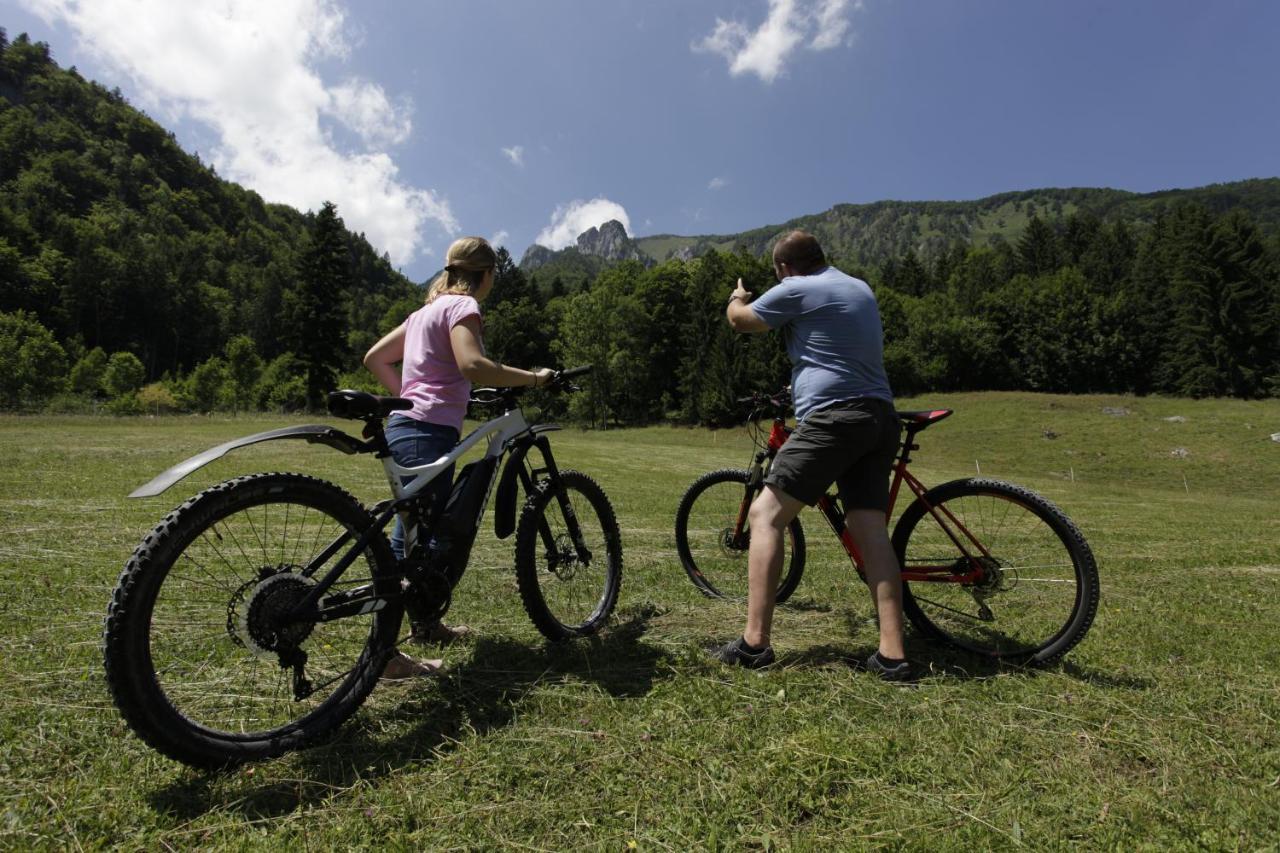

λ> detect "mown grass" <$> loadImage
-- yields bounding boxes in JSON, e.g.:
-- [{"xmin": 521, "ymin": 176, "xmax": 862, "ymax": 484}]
[{"xmin": 1, "ymin": 392, "xmax": 1277, "ymax": 849}]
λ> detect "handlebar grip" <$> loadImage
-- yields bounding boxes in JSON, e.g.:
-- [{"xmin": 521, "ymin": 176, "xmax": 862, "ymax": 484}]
[{"xmin": 558, "ymin": 365, "xmax": 593, "ymax": 380}]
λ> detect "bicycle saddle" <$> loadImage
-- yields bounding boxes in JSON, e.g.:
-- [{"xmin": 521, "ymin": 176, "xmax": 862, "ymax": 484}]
[
  {"xmin": 326, "ymin": 389, "xmax": 413, "ymax": 421},
  {"xmin": 897, "ymin": 408, "xmax": 953, "ymax": 430}
]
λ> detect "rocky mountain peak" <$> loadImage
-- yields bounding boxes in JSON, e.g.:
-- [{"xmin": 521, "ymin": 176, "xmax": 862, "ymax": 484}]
[
  {"xmin": 520, "ymin": 219, "xmax": 645, "ymax": 271},
  {"xmin": 575, "ymin": 219, "xmax": 641, "ymax": 262},
  {"xmin": 519, "ymin": 243, "xmax": 554, "ymax": 270}
]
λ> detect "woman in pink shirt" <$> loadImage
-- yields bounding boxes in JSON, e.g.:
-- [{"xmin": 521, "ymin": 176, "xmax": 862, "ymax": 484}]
[{"xmin": 365, "ymin": 237, "xmax": 552, "ymax": 678}]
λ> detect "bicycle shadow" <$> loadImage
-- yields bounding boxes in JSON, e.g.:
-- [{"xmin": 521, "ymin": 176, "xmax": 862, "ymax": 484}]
[
  {"xmin": 777, "ymin": 638, "xmax": 1153, "ymax": 688},
  {"xmin": 147, "ymin": 603, "xmax": 672, "ymax": 821}
]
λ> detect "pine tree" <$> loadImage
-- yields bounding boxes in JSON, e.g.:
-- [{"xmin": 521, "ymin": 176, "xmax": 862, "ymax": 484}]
[
  {"xmin": 488, "ymin": 247, "xmax": 537, "ymax": 309},
  {"xmin": 1017, "ymin": 215, "xmax": 1062, "ymax": 277},
  {"xmin": 286, "ymin": 201, "xmax": 349, "ymax": 410},
  {"xmin": 1204, "ymin": 211, "xmax": 1278, "ymax": 396}
]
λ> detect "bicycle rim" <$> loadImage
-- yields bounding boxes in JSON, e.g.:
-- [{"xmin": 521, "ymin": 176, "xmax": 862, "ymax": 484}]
[
  {"xmin": 895, "ymin": 478, "xmax": 1098, "ymax": 664},
  {"xmin": 675, "ymin": 468, "xmax": 804, "ymax": 602},
  {"xmin": 516, "ymin": 470, "xmax": 622, "ymax": 639},
  {"xmin": 112, "ymin": 475, "xmax": 400, "ymax": 757}
]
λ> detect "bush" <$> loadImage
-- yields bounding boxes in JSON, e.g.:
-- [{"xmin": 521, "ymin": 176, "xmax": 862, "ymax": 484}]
[
  {"xmin": 256, "ymin": 353, "xmax": 308, "ymax": 413},
  {"xmin": 137, "ymin": 382, "xmax": 179, "ymax": 414},
  {"xmin": 223, "ymin": 335, "xmax": 263, "ymax": 413},
  {"xmin": 183, "ymin": 357, "xmax": 228, "ymax": 413},
  {"xmin": 0, "ymin": 310, "xmax": 69, "ymax": 409},
  {"xmin": 69, "ymin": 347, "xmax": 108, "ymax": 397},
  {"xmin": 334, "ymin": 369, "xmax": 382, "ymax": 395},
  {"xmin": 106, "ymin": 392, "xmax": 144, "ymax": 416},
  {"xmin": 43, "ymin": 392, "xmax": 97, "ymax": 414},
  {"xmin": 102, "ymin": 351, "xmax": 146, "ymax": 398}
]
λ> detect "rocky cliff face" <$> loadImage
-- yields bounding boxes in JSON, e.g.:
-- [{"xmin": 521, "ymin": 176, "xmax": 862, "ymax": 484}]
[
  {"xmin": 520, "ymin": 219, "xmax": 646, "ymax": 271},
  {"xmin": 575, "ymin": 219, "xmax": 644, "ymax": 262},
  {"xmin": 519, "ymin": 243, "xmax": 555, "ymax": 270}
]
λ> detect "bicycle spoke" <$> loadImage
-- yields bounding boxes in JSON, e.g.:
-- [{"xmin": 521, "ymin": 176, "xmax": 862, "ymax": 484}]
[{"xmin": 899, "ymin": 481, "xmax": 1094, "ymax": 662}]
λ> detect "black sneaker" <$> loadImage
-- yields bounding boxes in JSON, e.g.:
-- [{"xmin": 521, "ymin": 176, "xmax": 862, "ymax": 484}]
[
  {"xmin": 712, "ymin": 636, "xmax": 776, "ymax": 669},
  {"xmin": 865, "ymin": 650, "xmax": 913, "ymax": 682}
]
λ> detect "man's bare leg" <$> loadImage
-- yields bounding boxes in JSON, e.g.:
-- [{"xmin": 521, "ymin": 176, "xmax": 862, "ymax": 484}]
[
  {"xmin": 845, "ymin": 508, "xmax": 905, "ymax": 660},
  {"xmin": 742, "ymin": 485, "xmax": 805, "ymax": 649}
]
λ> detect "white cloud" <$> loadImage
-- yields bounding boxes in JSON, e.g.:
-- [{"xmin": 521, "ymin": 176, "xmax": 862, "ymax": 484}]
[
  {"xmin": 20, "ymin": 0, "xmax": 456, "ymax": 266},
  {"xmin": 809, "ymin": 0, "xmax": 855, "ymax": 51},
  {"xmin": 708, "ymin": 176, "xmax": 729, "ymax": 191},
  {"xmin": 693, "ymin": 0, "xmax": 861, "ymax": 83},
  {"xmin": 490, "ymin": 229, "xmax": 510, "ymax": 249},
  {"xmin": 327, "ymin": 79, "xmax": 412, "ymax": 146},
  {"xmin": 535, "ymin": 198, "xmax": 631, "ymax": 250},
  {"xmin": 501, "ymin": 145, "xmax": 525, "ymax": 167}
]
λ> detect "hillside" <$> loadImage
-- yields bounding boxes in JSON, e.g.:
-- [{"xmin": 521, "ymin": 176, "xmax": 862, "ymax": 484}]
[
  {"xmin": 0, "ymin": 30, "xmax": 418, "ymax": 382},
  {"xmin": 521, "ymin": 180, "xmax": 1280, "ymax": 280},
  {"xmin": 635, "ymin": 181, "xmax": 1280, "ymax": 267}
]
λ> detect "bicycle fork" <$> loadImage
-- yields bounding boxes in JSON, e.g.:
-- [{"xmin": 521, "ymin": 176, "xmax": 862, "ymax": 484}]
[{"xmin": 521, "ymin": 436, "xmax": 593, "ymax": 569}]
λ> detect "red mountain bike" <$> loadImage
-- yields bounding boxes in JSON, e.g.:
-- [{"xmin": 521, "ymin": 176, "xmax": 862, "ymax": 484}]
[{"xmin": 674, "ymin": 390, "xmax": 1099, "ymax": 665}]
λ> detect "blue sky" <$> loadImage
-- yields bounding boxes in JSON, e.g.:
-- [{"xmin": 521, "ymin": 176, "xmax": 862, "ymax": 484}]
[{"xmin": 5, "ymin": 0, "xmax": 1278, "ymax": 281}]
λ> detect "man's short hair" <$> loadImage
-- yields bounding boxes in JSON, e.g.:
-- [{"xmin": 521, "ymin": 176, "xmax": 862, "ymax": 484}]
[{"xmin": 772, "ymin": 230, "xmax": 827, "ymax": 275}]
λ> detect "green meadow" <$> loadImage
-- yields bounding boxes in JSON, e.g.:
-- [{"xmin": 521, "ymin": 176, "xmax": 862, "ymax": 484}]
[{"xmin": 1, "ymin": 392, "xmax": 1277, "ymax": 848}]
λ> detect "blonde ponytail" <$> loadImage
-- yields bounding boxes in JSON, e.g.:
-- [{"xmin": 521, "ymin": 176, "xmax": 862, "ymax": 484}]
[{"xmin": 426, "ymin": 236, "xmax": 498, "ymax": 303}]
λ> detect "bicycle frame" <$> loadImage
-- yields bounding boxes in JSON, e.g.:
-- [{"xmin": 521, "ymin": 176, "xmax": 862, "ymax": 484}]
[
  {"xmin": 282, "ymin": 407, "xmax": 529, "ymax": 619},
  {"xmin": 383, "ymin": 407, "xmax": 531, "ymax": 556},
  {"xmin": 744, "ymin": 410, "xmax": 993, "ymax": 585},
  {"xmin": 291, "ymin": 395, "xmax": 597, "ymax": 627}
]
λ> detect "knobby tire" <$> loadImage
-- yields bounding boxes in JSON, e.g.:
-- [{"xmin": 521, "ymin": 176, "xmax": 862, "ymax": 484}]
[{"xmin": 103, "ymin": 473, "xmax": 403, "ymax": 768}]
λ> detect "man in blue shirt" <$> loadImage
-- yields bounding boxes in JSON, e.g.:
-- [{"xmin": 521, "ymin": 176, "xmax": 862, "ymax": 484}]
[{"xmin": 719, "ymin": 231, "xmax": 910, "ymax": 680}]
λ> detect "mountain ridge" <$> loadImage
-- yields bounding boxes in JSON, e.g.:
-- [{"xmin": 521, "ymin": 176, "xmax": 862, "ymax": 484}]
[{"xmin": 520, "ymin": 178, "xmax": 1280, "ymax": 285}]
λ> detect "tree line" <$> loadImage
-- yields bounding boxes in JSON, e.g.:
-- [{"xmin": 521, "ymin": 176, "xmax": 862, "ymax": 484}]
[
  {"xmin": 2, "ymin": 30, "xmax": 1277, "ymax": 423},
  {"xmin": 517, "ymin": 202, "xmax": 1278, "ymax": 426}
]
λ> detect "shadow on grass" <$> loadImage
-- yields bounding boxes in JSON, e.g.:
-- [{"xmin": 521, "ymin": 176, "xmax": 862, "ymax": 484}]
[
  {"xmin": 777, "ymin": 638, "xmax": 1153, "ymax": 688},
  {"xmin": 777, "ymin": 597, "xmax": 833, "ymax": 613},
  {"xmin": 148, "ymin": 604, "xmax": 671, "ymax": 820}
]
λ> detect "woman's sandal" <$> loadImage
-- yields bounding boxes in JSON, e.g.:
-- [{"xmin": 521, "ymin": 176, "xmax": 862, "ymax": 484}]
[
  {"xmin": 380, "ymin": 650, "xmax": 444, "ymax": 680},
  {"xmin": 410, "ymin": 621, "xmax": 473, "ymax": 646}
]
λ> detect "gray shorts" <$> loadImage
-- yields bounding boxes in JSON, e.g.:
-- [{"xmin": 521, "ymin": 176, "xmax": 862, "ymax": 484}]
[{"xmin": 764, "ymin": 398, "xmax": 900, "ymax": 510}]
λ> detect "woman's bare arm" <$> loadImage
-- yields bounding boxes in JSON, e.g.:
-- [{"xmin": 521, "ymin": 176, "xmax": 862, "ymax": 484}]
[
  {"xmin": 450, "ymin": 316, "xmax": 552, "ymax": 386},
  {"xmin": 363, "ymin": 323, "xmax": 406, "ymax": 394}
]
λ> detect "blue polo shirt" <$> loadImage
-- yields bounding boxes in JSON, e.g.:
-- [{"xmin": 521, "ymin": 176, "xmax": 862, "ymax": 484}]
[{"xmin": 749, "ymin": 266, "xmax": 893, "ymax": 421}]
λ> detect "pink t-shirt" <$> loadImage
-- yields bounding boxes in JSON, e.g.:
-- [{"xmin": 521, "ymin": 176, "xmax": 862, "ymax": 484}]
[{"xmin": 399, "ymin": 294, "xmax": 482, "ymax": 430}]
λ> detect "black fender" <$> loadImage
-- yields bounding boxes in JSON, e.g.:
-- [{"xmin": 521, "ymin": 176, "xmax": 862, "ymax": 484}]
[
  {"xmin": 493, "ymin": 425, "xmax": 562, "ymax": 539},
  {"xmin": 129, "ymin": 424, "xmax": 368, "ymax": 498}
]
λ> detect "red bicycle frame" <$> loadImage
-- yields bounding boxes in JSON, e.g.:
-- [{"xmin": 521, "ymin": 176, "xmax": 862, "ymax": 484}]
[{"xmin": 747, "ymin": 409, "xmax": 993, "ymax": 585}]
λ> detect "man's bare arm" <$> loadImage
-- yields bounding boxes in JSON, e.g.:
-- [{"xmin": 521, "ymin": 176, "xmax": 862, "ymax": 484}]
[{"xmin": 726, "ymin": 277, "xmax": 770, "ymax": 333}]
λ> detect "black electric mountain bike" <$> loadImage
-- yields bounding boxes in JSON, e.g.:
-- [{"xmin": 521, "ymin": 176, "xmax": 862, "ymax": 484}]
[
  {"xmin": 675, "ymin": 389, "xmax": 1099, "ymax": 665},
  {"xmin": 104, "ymin": 366, "xmax": 622, "ymax": 768}
]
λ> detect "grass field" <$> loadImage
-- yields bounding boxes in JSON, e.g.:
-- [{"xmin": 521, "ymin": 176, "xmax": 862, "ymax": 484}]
[{"xmin": 1, "ymin": 392, "xmax": 1277, "ymax": 848}]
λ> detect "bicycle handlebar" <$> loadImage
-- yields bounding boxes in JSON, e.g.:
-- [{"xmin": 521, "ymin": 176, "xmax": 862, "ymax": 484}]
[
  {"xmin": 469, "ymin": 365, "xmax": 593, "ymax": 405},
  {"xmin": 737, "ymin": 387, "xmax": 792, "ymax": 412}
]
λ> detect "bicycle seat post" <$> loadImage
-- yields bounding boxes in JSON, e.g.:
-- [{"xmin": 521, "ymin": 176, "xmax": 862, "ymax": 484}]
[{"xmin": 361, "ymin": 416, "xmax": 391, "ymax": 457}]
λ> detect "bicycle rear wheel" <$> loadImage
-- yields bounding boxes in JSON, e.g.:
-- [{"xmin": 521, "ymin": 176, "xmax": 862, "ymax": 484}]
[
  {"xmin": 515, "ymin": 470, "xmax": 623, "ymax": 640},
  {"xmin": 674, "ymin": 468, "xmax": 805, "ymax": 603},
  {"xmin": 103, "ymin": 473, "xmax": 403, "ymax": 768},
  {"xmin": 892, "ymin": 478, "xmax": 1098, "ymax": 665}
]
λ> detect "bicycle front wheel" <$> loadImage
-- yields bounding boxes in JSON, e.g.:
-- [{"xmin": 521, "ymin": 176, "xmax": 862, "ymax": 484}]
[
  {"xmin": 892, "ymin": 478, "xmax": 1099, "ymax": 665},
  {"xmin": 674, "ymin": 468, "xmax": 805, "ymax": 603},
  {"xmin": 103, "ymin": 473, "xmax": 403, "ymax": 768},
  {"xmin": 515, "ymin": 470, "xmax": 623, "ymax": 640}
]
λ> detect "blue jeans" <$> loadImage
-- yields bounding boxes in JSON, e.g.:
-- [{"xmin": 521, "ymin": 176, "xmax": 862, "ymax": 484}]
[{"xmin": 385, "ymin": 415, "xmax": 460, "ymax": 560}]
